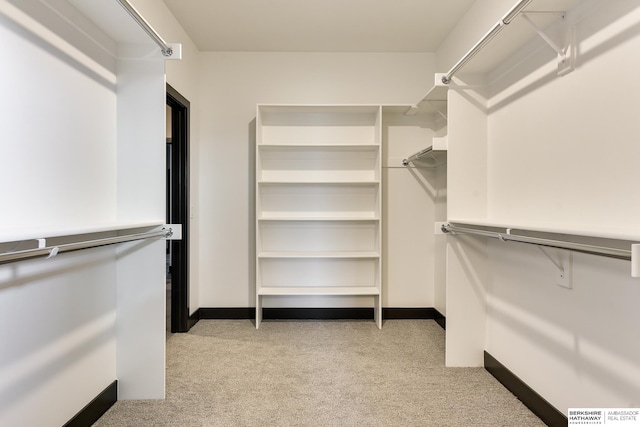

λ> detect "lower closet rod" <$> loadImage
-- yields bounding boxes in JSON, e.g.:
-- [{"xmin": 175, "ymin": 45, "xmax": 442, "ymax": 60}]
[
  {"xmin": 441, "ymin": 223, "xmax": 631, "ymax": 260},
  {"xmin": 0, "ymin": 228, "xmax": 171, "ymax": 265}
]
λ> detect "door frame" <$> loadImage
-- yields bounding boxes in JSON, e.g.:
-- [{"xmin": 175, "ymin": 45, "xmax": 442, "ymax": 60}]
[{"xmin": 166, "ymin": 84, "xmax": 193, "ymax": 332}]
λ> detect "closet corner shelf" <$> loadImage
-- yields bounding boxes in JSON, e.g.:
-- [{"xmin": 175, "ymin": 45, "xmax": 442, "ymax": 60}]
[
  {"xmin": 422, "ymin": 77, "xmax": 448, "ymax": 102},
  {"xmin": 405, "ymin": 75, "xmax": 449, "ymax": 116}
]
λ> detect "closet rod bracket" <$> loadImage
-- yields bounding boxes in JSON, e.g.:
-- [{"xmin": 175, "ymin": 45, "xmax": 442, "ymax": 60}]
[{"xmin": 164, "ymin": 224, "xmax": 181, "ymax": 240}]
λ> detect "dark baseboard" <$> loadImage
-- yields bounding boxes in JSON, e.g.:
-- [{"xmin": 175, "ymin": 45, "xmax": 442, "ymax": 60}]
[
  {"xmin": 484, "ymin": 352, "xmax": 567, "ymax": 427},
  {"xmin": 265, "ymin": 307, "xmax": 374, "ymax": 320},
  {"xmin": 434, "ymin": 309, "xmax": 446, "ymax": 330},
  {"xmin": 383, "ymin": 307, "xmax": 439, "ymax": 319},
  {"xmin": 199, "ymin": 307, "xmax": 373, "ymax": 320},
  {"xmin": 198, "ymin": 307, "xmax": 446, "ymax": 323},
  {"xmin": 199, "ymin": 307, "xmax": 254, "ymax": 319},
  {"xmin": 63, "ymin": 380, "xmax": 117, "ymax": 427},
  {"xmin": 187, "ymin": 309, "xmax": 200, "ymax": 330}
]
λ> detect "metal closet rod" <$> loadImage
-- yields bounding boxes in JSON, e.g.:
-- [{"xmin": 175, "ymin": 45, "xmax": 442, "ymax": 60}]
[
  {"xmin": 441, "ymin": 223, "xmax": 632, "ymax": 261},
  {"xmin": 0, "ymin": 228, "xmax": 171, "ymax": 265},
  {"xmin": 115, "ymin": 0, "xmax": 173, "ymax": 57},
  {"xmin": 442, "ymin": 0, "xmax": 533, "ymax": 84}
]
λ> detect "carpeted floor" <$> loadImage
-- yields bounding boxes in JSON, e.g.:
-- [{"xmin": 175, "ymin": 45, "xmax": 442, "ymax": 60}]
[{"xmin": 94, "ymin": 319, "xmax": 545, "ymax": 426}]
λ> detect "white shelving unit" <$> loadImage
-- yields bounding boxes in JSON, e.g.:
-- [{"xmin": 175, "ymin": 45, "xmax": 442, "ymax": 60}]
[{"xmin": 256, "ymin": 105, "xmax": 382, "ymax": 328}]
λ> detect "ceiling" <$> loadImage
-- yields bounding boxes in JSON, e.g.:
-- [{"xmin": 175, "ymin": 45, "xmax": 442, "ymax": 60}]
[{"xmin": 161, "ymin": 0, "xmax": 476, "ymax": 52}]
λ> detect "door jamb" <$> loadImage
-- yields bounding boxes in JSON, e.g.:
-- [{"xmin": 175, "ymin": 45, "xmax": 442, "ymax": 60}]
[{"xmin": 166, "ymin": 84, "xmax": 193, "ymax": 332}]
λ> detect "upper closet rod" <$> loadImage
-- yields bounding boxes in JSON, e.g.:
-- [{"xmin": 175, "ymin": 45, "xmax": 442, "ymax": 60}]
[
  {"xmin": 0, "ymin": 228, "xmax": 171, "ymax": 266},
  {"xmin": 441, "ymin": 223, "xmax": 632, "ymax": 261},
  {"xmin": 441, "ymin": 0, "xmax": 533, "ymax": 84},
  {"xmin": 116, "ymin": 0, "xmax": 173, "ymax": 57}
]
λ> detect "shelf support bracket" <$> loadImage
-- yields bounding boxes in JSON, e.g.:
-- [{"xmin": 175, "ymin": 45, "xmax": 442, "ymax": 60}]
[
  {"xmin": 538, "ymin": 246, "xmax": 572, "ymax": 288},
  {"xmin": 537, "ymin": 246, "xmax": 564, "ymax": 272},
  {"xmin": 521, "ymin": 12, "xmax": 575, "ymax": 76}
]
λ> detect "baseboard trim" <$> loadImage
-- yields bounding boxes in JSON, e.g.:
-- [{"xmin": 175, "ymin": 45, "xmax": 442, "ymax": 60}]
[
  {"xmin": 434, "ymin": 309, "xmax": 446, "ymax": 330},
  {"xmin": 484, "ymin": 352, "xmax": 567, "ymax": 427},
  {"xmin": 382, "ymin": 307, "xmax": 439, "ymax": 319},
  {"xmin": 199, "ymin": 307, "xmax": 254, "ymax": 319},
  {"xmin": 265, "ymin": 307, "xmax": 374, "ymax": 320},
  {"xmin": 188, "ymin": 309, "xmax": 200, "ymax": 329},
  {"xmin": 63, "ymin": 380, "xmax": 117, "ymax": 427},
  {"xmin": 199, "ymin": 307, "xmax": 446, "ymax": 322}
]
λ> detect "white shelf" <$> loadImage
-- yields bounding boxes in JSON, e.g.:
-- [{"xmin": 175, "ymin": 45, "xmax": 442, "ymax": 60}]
[
  {"xmin": 256, "ymin": 104, "xmax": 382, "ymax": 329},
  {"xmin": 258, "ymin": 286, "xmax": 380, "ymax": 296},
  {"xmin": 258, "ymin": 179, "xmax": 380, "ymax": 184},
  {"xmin": 258, "ymin": 105, "xmax": 381, "ymax": 146},
  {"xmin": 258, "ymin": 182, "xmax": 379, "ymax": 219},
  {"xmin": 258, "ymin": 251, "xmax": 380, "ymax": 259},
  {"xmin": 259, "ymin": 219, "xmax": 379, "ymax": 253},
  {"xmin": 409, "ymin": 73, "xmax": 449, "ymax": 116},
  {"xmin": 258, "ymin": 145, "xmax": 380, "ymax": 181},
  {"xmin": 258, "ymin": 216, "xmax": 379, "ymax": 221},
  {"xmin": 258, "ymin": 213, "xmax": 379, "ymax": 220},
  {"xmin": 258, "ymin": 144, "xmax": 379, "ymax": 149},
  {"xmin": 422, "ymin": 75, "xmax": 448, "ymax": 102},
  {"xmin": 258, "ymin": 181, "xmax": 379, "ymax": 185}
]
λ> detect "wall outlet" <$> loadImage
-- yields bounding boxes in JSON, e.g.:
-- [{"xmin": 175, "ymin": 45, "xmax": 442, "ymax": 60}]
[{"xmin": 556, "ymin": 252, "xmax": 573, "ymax": 289}]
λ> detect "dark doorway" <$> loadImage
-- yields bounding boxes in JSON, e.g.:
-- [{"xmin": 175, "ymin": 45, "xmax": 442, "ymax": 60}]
[{"xmin": 166, "ymin": 84, "xmax": 192, "ymax": 333}]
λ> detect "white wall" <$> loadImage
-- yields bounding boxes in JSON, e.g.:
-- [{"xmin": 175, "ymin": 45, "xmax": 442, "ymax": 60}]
[
  {"xmin": 0, "ymin": 1, "xmax": 117, "ymax": 228},
  {"xmin": 126, "ymin": 3, "xmax": 446, "ymax": 314},
  {"xmin": 484, "ymin": 0, "xmax": 640, "ymax": 412},
  {"xmin": 198, "ymin": 52, "xmax": 435, "ymax": 308},
  {"xmin": 382, "ymin": 111, "xmax": 446, "ymax": 308},
  {"xmin": 486, "ymin": 0, "xmax": 640, "ymax": 228},
  {"xmin": 439, "ymin": 0, "xmax": 640, "ymax": 413},
  {"xmin": 0, "ymin": 2, "xmax": 118, "ymax": 425},
  {"xmin": 0, "ymin": 1, "xmax": 167, "ymax": 424}
]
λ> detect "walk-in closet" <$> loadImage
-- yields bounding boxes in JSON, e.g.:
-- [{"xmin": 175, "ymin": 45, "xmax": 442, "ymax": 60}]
[{"xmin": 1, "ymin": 0, "xmax": 639, "ymax": 426}]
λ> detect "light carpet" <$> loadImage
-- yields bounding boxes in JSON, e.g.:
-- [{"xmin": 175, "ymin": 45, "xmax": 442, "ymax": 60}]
[{"xmin": 94, "ymin": 319, "xmax": 545, "ymax": 426}]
